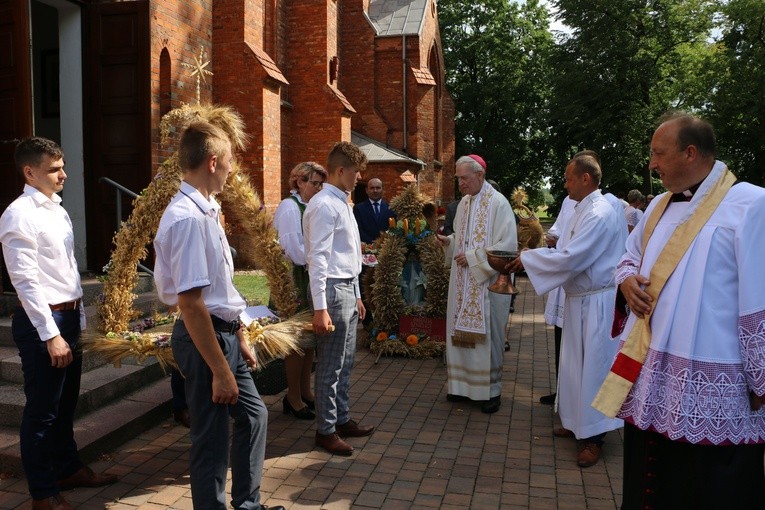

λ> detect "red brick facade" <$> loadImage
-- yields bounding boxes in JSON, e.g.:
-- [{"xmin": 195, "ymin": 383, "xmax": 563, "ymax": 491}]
[{"xmin": 146, "ymin": 0, "xmax": 455, "ymax": 209}]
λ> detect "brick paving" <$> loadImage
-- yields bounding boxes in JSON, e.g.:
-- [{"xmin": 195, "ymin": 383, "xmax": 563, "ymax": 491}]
[{"xmin": 0, "ymin": 276, "xmax": 624, "ymax": 509}]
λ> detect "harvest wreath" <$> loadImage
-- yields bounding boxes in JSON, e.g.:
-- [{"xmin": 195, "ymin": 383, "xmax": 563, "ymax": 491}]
[
  {"xmin": 366, "ymin": 185, "xmax": 449, "ymax": 359},
  {"xmin": 81, "ymin": 103, "xmax": 309, "ymax": 368}
]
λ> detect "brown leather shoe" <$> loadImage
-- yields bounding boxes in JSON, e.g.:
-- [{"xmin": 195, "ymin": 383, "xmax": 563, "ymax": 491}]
[
  {"xmin": 173, "ymin": 408, "xmax": 190, "ymax": 428},
  {"xmin": 315, "ymin": 432, "xmax": 353, "ymax": 456},
  {"xmin": 56, "ymin": 466, "xmax": 119, "ymax": 491},
  {"xmin": 553, "ymin": 427, "xmax": 575, "ymax": 438},
  {"xmin": 32, "ymin": 494, "xmax": 73, "ymax": 510},
  {"xmin": 577, "ymin": 442, "xmax": 602, "ymax": 468},
  {"xmin": 336, "ymin": 419, "xmax": 374, "ymax": 438}
]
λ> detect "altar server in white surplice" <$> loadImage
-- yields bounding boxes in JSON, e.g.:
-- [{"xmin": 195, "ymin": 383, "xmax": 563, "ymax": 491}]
[
  {"xmin": 437, "ymin": 154, "xmax": 517, "ymax": 414},
  {"xmin": 593, "ymin": 112, "xmax": 765, "ymax": 509},
  {"xmin": 507, "ymin": 154, "xmax": 624, "ymax": 468}
]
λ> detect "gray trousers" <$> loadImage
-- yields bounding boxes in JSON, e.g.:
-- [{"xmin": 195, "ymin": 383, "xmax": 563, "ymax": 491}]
[
  {"xmin": 489, "ymin": 292, "xmax": 512, "ymax": 397},
  {"xmin": 315, "ymin": 278, "xmax": 358, "ymax": 435},
  {"xmin": 172, "ymin": 319, "xmax": 267, "ymax": 510}
]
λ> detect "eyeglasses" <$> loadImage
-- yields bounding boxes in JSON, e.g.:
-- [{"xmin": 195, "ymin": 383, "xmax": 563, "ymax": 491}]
[{"xmin": 309, "ymin": 180, "xmax": 323, "ymax": 189}]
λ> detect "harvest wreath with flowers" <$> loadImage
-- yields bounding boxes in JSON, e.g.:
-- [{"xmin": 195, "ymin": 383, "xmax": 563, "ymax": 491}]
[
  {"xmin": 365, "ymin": 185, "xmax": 449, "ymax": 359},
  {"xmin": 81, "ymin": 103, "xmax": 310, "ymax": 369}
]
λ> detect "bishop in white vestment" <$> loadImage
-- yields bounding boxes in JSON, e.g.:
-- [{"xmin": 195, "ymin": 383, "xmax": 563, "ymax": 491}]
[{"xmin": 439, "ymin": 155, "xmax": 517, "ymax": 414}]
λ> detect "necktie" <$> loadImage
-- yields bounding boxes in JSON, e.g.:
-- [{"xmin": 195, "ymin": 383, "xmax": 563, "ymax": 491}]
[{"xmin": 373, "ymin": 201, "xmax": 380, "ymax": 218}]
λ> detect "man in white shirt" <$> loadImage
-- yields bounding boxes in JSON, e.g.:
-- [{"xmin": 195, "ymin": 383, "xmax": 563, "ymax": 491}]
[
  {"xmin": 304, "ymin": 142, "xmax": 375, "ymax": 456},
  {"xmin": 0, "ymin": 138, "xmax": 117, "ymax": 510},
  {"xmin": 153, "ymin": 122, "xmax": 281, "ymax": 510}
]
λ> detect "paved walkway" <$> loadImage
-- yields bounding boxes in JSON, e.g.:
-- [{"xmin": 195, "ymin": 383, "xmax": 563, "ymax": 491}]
[{"xmin": 0, "ymin": 276, "xmax": 624, "ymax": 509}]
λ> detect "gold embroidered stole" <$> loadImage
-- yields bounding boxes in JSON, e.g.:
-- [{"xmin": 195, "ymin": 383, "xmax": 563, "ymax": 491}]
[
  {"xmin": 592, "ymin": 168, "xmax": 737, "ymax": 418},
  {"xmin": 451, "ymin": 186, "xmax": 495, "ymax": 348}
]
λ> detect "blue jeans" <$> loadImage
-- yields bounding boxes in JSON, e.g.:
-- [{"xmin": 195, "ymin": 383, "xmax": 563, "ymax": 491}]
[{"xmin": 12, "ymin": 306, "xmax": 83, "ymax": 500}]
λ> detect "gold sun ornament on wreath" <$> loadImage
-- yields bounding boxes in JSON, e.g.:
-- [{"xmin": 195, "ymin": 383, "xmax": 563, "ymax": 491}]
[
  {"xmin": 511, "ymin": 187, "xmax": 544, "ymax": 250},
  {"xmin": 81, "ymin": 102, "xmax": 307, "ymax": 370},
  {"xmin": 366, "ymin": 185, "xmax": 449, "ymax": 359}
]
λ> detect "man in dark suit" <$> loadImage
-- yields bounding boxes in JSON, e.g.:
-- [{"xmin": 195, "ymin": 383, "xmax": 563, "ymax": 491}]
[{"xmin": 353, "ymin": 178, "xmax": 395, "ymax": 244}]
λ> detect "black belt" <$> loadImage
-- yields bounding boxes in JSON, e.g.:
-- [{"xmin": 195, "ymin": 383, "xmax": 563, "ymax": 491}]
[{"xmin": 210, "ymin": 315, "xmax": 242, "ymax": 335}]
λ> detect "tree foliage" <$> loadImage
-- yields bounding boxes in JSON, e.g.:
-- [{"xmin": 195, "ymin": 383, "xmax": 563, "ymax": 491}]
[
  {"xmin": 707, "ymin": 0, "xmax": 765, "ymax": 186},
  {"xmin": 439, "ymin": 0, "xmax": 765, "ymax": 202},
  {"xmin": 439, "ymin": 0, "xmax": 554, "ymax": 204},
  {"xmin": 548, "ymin": 0, "xmax": 716, "ymax": 196}
]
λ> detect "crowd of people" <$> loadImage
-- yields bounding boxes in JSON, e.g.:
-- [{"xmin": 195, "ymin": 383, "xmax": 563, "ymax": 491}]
[{"xmin": 1, "ymin": 110, "xmax": 764, "ymax": 509}]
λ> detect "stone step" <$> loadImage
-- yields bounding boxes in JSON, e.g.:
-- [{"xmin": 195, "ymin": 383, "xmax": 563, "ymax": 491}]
[
  {"xmin": 0, "ymin": 377, "xmax": 172, "ymax": 476},
  {"xmin": 0, "ymin": 357, "xmax": 167, "ymax": 427}
]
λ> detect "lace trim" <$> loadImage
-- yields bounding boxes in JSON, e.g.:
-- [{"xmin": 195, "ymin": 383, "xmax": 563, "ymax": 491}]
[
  {"xmin": 615, "ymin": 260, "xmax": 638, "ymax": 286},
  {"xmin": 740, "ymin": 309, "xmax": 765, "ymax": 394},
  {"xmin": 618, "ymin": 349, "xmax": 765, "ymax": 445}
]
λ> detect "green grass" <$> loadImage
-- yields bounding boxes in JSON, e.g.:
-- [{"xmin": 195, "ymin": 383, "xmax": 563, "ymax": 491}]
[{"xmin": 233, "ymin": 273, "xmax": 270, "ymax": 305}]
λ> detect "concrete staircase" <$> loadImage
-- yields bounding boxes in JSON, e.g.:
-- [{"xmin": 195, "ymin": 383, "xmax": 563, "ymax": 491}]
[{"xmin": 0, "ymin": 274, "xmax": 173, "ymax": 475}]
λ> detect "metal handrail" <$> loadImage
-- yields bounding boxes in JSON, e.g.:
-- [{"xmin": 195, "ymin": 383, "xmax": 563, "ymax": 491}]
[{"xmin": 99, "ymin": 177, "xmax": 153, "ymax": 276}]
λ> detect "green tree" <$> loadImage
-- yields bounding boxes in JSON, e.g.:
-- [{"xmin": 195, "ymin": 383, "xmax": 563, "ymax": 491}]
[
  {"xmin": 707, "ymin": 0, "xmax": 765, "ymax": 185},
  {"xmin": 547, "ymin": 0, "xmax": 717, "ymax": 197},
  {"xmin": 439, "ymin": 0, "xmax": 555, "ymax": 205}
]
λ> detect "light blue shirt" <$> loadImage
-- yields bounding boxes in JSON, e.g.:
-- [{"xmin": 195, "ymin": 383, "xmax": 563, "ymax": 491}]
[{"xmin": 303, "ymin": 183, "xmax": 362, "ymax": 309}]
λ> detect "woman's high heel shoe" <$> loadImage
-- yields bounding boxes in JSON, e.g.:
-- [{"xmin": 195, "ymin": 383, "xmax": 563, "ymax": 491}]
[
  {"xmin": 283, "ymin": 396, "xmax": 315, "ymax": 420},
  {"xmin": 302, "ymin": 397, "xmax": 315, "ymax": 411}
]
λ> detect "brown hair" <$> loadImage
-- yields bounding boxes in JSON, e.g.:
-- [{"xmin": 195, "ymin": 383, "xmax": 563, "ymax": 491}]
[
  {"xmin": 178, "ymin": 121, "xmax": 231, "ymax": 171},
  {"xmin": 15, "ymin": 137, "xmax": 64, "ymax": 175},
  {"xmin": 658, "ymin": 111, "xmax": 716, "ymax": 158},
  {"xmin": 568, "ymin": 154, "xmax": 602, "ymax": 186},
  {"xmin": 327, "ymin": 141, "xmax": 367, "ymax": 173}
]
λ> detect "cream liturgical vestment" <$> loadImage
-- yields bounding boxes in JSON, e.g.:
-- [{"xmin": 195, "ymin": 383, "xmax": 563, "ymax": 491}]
[
  {"xmin": 444, "ymin": 181, "xmax": 517, "ymax": 400},
  {"xmin": 522, "ymin": 190, "xmax": 626, "ymax": 438}
]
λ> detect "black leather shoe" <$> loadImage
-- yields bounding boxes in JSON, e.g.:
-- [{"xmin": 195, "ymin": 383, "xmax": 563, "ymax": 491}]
[
  {"xmin": 446, "ymin": 393, "xmax": 470, "ymax": 402},
  {"xmin": 481, "ymin": 395, "xmax": 501, "ymax": 414},
  {"xmin": 283, "ymin": 396, "xmax": 315, "ymax": 420},
  {"xmin": 539, "ymin": 393, "xmax": 556, "ymax": 405},
  {"xmin": 302, "ymin": 397, "xmax": 315, "ymax": 411}
]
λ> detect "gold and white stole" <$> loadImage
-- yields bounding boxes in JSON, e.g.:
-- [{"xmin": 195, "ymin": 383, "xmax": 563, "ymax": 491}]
[
  {"xmin": 451, "ymin": 185, "xmax": 495, "ymax": 348},
  {"xmin": 592, "ymin": 167, "xmax": 737, "ymax": 417}
]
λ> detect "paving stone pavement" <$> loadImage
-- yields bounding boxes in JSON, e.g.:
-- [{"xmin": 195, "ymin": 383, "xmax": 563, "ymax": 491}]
[{"xmin": 0, "ymin": 276, "xmax": 624, "ymax": 509}]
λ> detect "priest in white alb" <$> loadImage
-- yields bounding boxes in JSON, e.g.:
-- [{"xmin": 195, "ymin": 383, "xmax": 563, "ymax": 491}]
[
  {"xmin": 592, "ymin": 112, "xmax": 765, "ymax": 508},
  {"xmin": 507, "ymin": 154, "xmax": 625, "ymax": 468},
  {"xmin": 437, "ymin": 154, "xmax": 517, "ymax": 414}
]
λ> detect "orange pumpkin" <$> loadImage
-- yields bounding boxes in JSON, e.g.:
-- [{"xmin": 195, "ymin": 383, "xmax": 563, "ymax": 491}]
[
  {"xmin": 406, "ymin": 334, "xmax": 419, "ymax": 346},
  {"xmin": 376, "ymin": 332, "xmax": 388, "ymax": 341}
]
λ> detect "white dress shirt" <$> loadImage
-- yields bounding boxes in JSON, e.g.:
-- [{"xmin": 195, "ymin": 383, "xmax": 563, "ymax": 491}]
[
  {"xmin": 303, "ymin": 183, "xmax": 362, "ymax": 310},
  {"xmin": 0, "ymin": 184, "xmax": 84, "ymax": 341},
  {"xmin": 273, "ymin": 191, "xmax": 307, "ymax": 266},
  {"xmin": 153, "ymin": 182, "xmax": 246, "ymax": 322}
]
